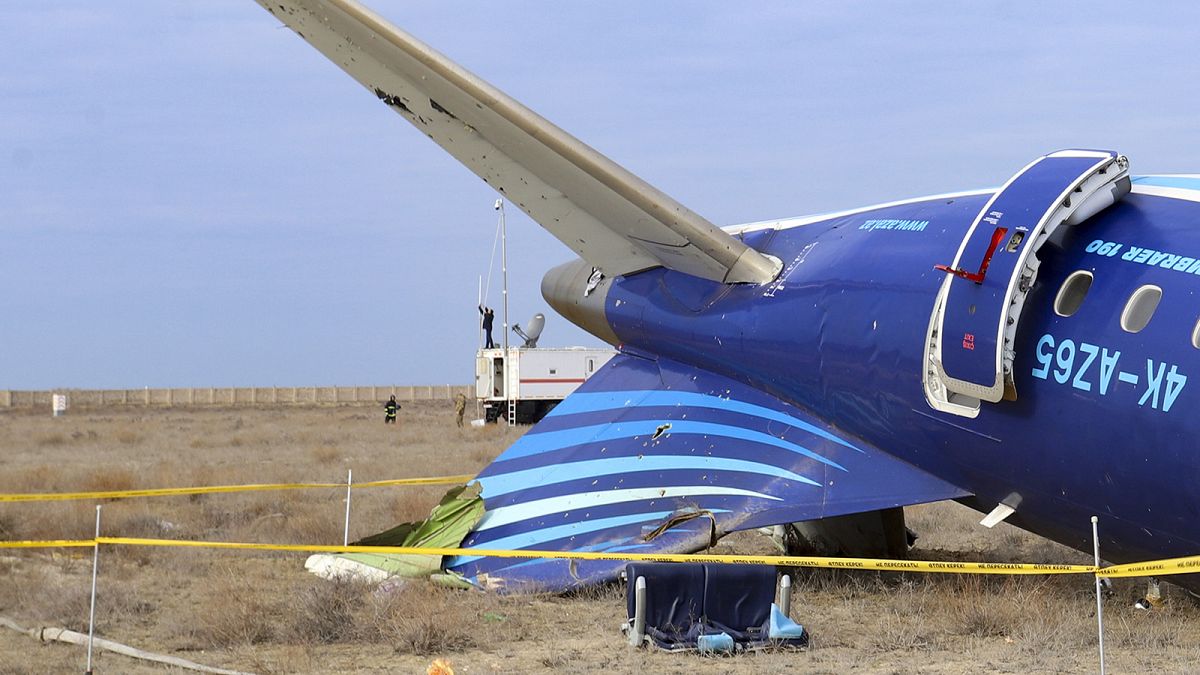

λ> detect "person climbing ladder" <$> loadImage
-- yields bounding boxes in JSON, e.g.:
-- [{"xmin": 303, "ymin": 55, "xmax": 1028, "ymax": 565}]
[{"xmin": 479, "ymin": 305, "xmax": 496, "ymax": 349}]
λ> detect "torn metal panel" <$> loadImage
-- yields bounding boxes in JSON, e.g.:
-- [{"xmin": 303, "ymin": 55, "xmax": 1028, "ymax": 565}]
[{"xmin": 306, "ymin": 483, "xmax": 483, "ymax": 582}]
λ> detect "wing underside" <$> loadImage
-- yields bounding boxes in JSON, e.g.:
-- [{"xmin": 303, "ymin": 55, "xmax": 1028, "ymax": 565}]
[
  {"xmin": 253, "ymin": 1, "xmax": 970, "ymax": 592},
  {"xmin": 450, "ymin": 353, "xmax": 971, "ymax": 591},
  {"xmin": 254, "ymin": 0, "xmax": 779, "ymax": 284}
]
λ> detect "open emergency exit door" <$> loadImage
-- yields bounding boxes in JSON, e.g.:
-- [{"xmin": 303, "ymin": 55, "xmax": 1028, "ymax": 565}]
[{"xmin": 924, "ymin": 150, "xmax": 1130, "ymax": 417}]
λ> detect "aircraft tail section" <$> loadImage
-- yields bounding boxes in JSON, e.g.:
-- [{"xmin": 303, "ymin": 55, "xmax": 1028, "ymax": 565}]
[
  {"xmin": 254, "ymin": 1, "xmax": 781, "ymax": 284},
  {"xmin": 449, "ymin": 352, "xmax": 971, "ymax": 591}
]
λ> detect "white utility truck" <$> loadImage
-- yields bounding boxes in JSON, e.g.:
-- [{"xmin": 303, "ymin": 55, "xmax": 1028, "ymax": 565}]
[{"xmin": 476, "ymin": 346, "xmax": 616, "ymax": 424}]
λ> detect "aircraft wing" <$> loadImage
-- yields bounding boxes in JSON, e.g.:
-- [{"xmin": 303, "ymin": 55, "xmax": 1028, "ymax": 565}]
[
  {"xmin": 449, "ymin": 353, "xmax": 971, "ymax": 591},
  {"xmin": 253, "ymin": 0, "xmax": 781, "ymax": 284}
]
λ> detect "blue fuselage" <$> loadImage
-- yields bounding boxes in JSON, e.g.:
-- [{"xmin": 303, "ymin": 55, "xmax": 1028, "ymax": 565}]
[{"xmin": 602, "ymin": 180, "xmax": 1199, "ymax": 570}]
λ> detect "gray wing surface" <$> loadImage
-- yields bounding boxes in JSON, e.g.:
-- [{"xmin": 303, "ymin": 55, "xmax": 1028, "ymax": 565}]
[{"xmin": 253, "ymin": 0, "xmax": 781, "ymax": 284}]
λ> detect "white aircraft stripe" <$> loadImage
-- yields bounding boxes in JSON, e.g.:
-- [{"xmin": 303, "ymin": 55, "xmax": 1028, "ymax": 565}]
[
  {"xmin": 1048, "ymin": 149, "xmax": 1116, "ymax": 159},
  {"xmin": 727, "ymin": 175, "xmax": 1198, "ymax": 235},
  {"xmin": 478, "ymin": 455, "xmax": 818, "ymax": 499},
  {"xmin": 473, "ymin": 485, "xmax": 780, "ymax": 532},
  {"xmin": 727, "ymin": 188, "xmax": 994, "ymax": 235},
  {"xmin": 1131, "ymin": 185, "xmax": 1200, "ymax": 204}
]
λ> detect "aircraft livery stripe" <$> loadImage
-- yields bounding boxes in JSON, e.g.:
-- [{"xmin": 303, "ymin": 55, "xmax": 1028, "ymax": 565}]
[
  {"xmin": 495, "ymin": 420, "xmax": 847, "ymax": 470},
  {"xmin": 449, "ymin": 511, "xmax": 673, "ymax": 565},
  {"xmin": 476, "ymin": 455, "xmax": 820, "ymax": 498},
  {"xmin": 1129, "ymin": 185, "xmax": 1200, "ymax": 204},
  {"xmin": 730, "ymin": 188, "xmax": 994, "ymax": 234},
  {"xmin": 463, "ymin": 499, "xmax": 731, "ymax": 544},
  {"xmin": 1132, "ymin": 176, "xmax": 1200, "ymax": 191},
  {"xmin": 471, "ymin": 486, "xmax": 781, "ymax": 532},
  {"xmin": 546, "ymin": 390, "xmax": 863, "ymax": 453},
  {"xmin": 479, "ymin": 542, "xmax": 658, "ymax": 574},
  {"xmin": 460, "ymin": 540, "xmax": 659, "ymax": 573},
  {"xmin": 733, "ymin": 176, "xmax": 1194, "ymax": 236}
]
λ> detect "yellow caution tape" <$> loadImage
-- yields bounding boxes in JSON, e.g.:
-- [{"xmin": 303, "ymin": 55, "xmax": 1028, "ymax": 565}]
[
  {"xmin": 354, "ymin": 476, "xmax": 476, "ymax": 488},
  {"xmin": 91, "ymin": 537, "xmax": 1096, "ymax": 575},
  {"xmin": 1099, "ymin": 554, "xmax": 1200, "ymax": 578},
  {"xmin": 0, "ymin": 539, "xmax": 95, "ymax": 549},
  {"xmin": 11, "ymin": 537, "xmax": 1194, "ymax": 579},
  {"xmin": 0, "ymin": 474, "xmax": 475, "ymax": 503}
]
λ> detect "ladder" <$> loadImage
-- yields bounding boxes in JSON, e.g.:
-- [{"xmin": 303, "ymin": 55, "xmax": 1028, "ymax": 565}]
[
  {"xmin": 505, "ymin": 348, "xmax": 517, "ymax": 427},
  {"xmin": 924, "ymin": 149, "xmax": 1130, "ymax": 417}
]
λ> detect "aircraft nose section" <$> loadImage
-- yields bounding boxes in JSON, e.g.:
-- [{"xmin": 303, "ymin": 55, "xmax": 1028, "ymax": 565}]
[{"xmin": 541, "ymin": 259, "xmax": 620, "ymax": 345}]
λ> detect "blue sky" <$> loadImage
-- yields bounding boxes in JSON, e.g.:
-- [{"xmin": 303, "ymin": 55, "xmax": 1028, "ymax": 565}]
[{"xmin": 2, "ymin": 2, "xmax": 1197, "ymax": 388}]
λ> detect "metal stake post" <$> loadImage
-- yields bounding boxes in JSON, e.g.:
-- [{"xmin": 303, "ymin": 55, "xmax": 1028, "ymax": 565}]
[
  {"xmin": 86, "ymin": 505, "xmax": 101, "ymax": 675},
  {"xmin": 629, "ymin": 576, "xmax": 646, "ymax": 647},
  {"xmin": 780, "ymin": 574, "xmax": 793, "ymax": 618},
  {"xmin": 497, "ymin": 199, "xmax": 514, "ymax": 427},
  {"xmin": 343, "ymin": 469, "xmax": 353, "ymax": 547},
  {"xmin": 1092, "ymin": 516, "xmax": 1106, "ymax": 675},
  {"xmin": 476, "ymin": 275, "xmax": 484, "ymax": 420}
]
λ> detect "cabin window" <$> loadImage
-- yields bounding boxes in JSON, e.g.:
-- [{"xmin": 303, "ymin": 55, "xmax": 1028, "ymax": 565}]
[
  {"xmin": 1054, "ymin": 270, "xmax": 1093, "ymax": 317},
  {"xmin": 1120, "ymin": 285, "xmax": 1162, "ymax": 333}
]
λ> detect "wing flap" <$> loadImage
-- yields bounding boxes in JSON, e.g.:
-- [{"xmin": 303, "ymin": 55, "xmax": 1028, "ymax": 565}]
[
  {"xmin": 254, "ymin": 0, "xmax": 780, "ymax": 283},
  {"xmin": 449, "ymin": 353, "xmax": 971, "ymax": 591}
]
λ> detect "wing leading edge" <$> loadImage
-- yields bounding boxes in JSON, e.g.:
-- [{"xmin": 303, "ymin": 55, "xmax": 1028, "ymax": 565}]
[
  {"xmin": 253, "ymin": 0, "xmax": 781, "ymax": 284},
  {"xmin": 449, "ymin": 353, "xmax": 971, "ymax": 592}
]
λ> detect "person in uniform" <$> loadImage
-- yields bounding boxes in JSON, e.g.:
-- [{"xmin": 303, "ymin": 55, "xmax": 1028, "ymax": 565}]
[
  {"xmin": 383, "ymin": 394, "xmax": 400, "ymax": 424},
  {"xmin": 454, "ymin": 392, "xmax": 467, "ymax": 428}
]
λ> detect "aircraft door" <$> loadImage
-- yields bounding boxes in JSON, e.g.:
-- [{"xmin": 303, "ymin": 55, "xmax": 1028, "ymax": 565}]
[{"xmin": 924, "ymin": 150, "xmax": 1130, "ymax": 416}]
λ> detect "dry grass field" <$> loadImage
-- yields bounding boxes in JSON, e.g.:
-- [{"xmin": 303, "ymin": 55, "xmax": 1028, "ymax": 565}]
[{"xmin": 2, "ymin": 403, "xmax": 1199, "ymax": 674}]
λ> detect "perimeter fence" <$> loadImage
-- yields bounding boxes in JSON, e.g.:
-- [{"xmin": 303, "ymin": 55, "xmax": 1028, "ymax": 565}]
[{"xmin": 0, "ymin": 385, "xmax": 471, "ymax": 409}]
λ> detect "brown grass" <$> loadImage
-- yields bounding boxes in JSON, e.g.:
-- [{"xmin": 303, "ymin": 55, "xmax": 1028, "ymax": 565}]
[
  {"xmin": 285, "ymin": 577, "xmax": 369, "ymax": 644},
  {"xmin": 186, "ymin": 565, "xmax": 282, "ymax": 647},
  {"xmin": 112, "ymin": 424, "xmax": 143, "ymax": 444},
  {"xmin": 389, "ymin": 583, "xmax": 532, "ymax": 655},
  {"xmin": 0, "ymin": 561, "xmax": 91, "ymax": 631},
  {"xmin": 3, "ymin": 403, "xmax": 1200, "ymax": 673},
  {"xmin": 35, "ymin": 432, "xmax": 68, "ymax": 447},
  {"xmin": 310, "ymin": 443, "xmax": 342, "ymax": 464},
  {"xmin": 85, "ymin": 467, "xmax": 138, "ymax": 493}
]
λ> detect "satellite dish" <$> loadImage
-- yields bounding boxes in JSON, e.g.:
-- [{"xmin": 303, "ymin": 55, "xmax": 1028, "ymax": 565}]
[{"xmin": 512, "ymin": 313, "xmax": 545, "ymax": 348}]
